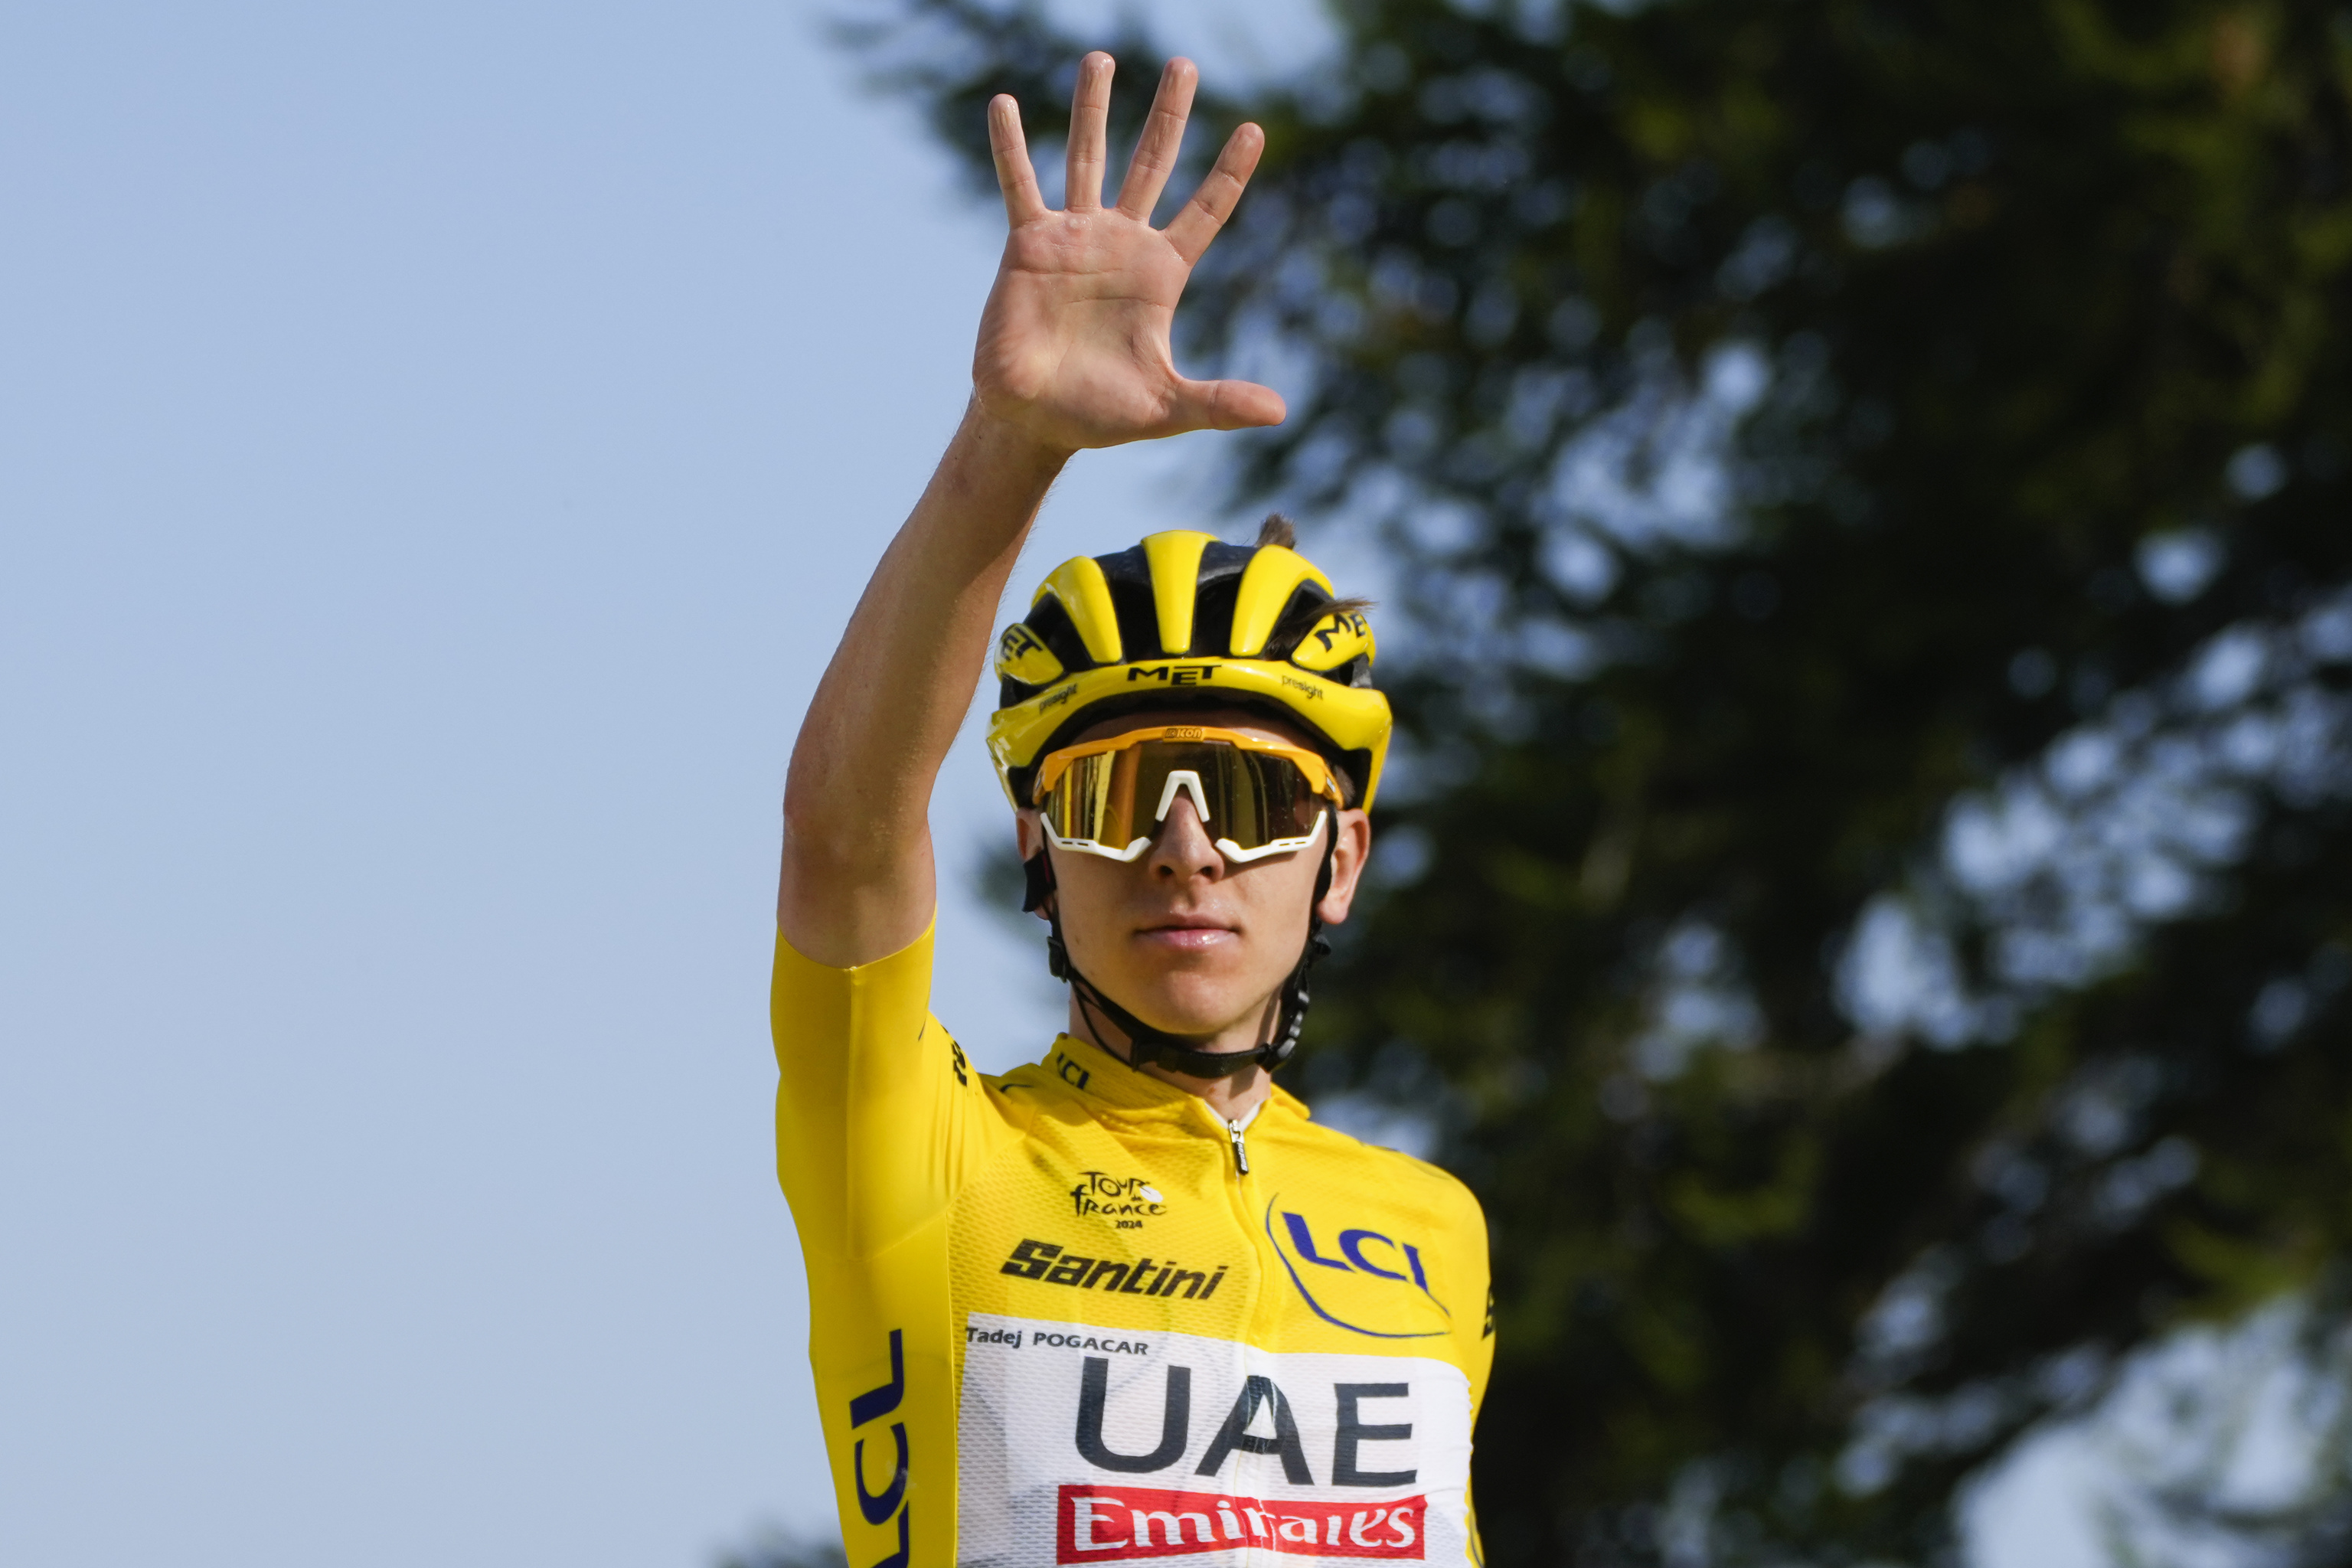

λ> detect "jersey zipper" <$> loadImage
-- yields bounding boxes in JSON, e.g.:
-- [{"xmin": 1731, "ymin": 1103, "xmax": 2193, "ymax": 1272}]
[{"xmin": 1198, "ymin": 1097, "xmax": 1286, "ymax": 1355}]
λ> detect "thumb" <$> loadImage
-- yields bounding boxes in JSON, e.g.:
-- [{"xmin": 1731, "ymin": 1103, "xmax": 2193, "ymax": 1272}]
[{"xmin": 1169, "ymin": 377, "xmax": 1286, "ymax": 433}]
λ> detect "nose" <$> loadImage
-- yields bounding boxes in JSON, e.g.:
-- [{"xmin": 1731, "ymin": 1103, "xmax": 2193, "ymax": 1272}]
[{"xmin": 1145, "ymin": 796, "xmax": 1224, "ymax": 881}]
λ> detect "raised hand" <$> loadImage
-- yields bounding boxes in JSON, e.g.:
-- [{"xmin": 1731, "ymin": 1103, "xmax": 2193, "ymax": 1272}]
[{"xmin": 975, "ymin": 54, "xmax": 1285, "ymax": 453}]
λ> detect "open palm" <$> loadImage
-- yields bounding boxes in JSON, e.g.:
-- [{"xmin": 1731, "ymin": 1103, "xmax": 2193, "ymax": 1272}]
[{"xmin": 975, "ymin": 54, "xmax": 1285, "ymax": 452}]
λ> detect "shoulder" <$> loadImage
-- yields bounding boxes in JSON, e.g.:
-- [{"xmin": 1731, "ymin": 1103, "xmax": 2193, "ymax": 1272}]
[
  {"xmin": 1283, "ymin": 1102, "xmax": 1488, "ymax": 1232},
  {"xmin": 978, "ymin": 1062, "xmax": 1054, "ymax": 1130}
]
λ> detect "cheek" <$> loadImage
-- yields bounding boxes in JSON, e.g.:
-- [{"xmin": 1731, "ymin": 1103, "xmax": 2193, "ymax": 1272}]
[
  {"xmin": 1230, "ymin": 854, "xmax": 1321, "ymax": 933},
  {"xmin": 1047, "ymin": 857, "xmax": 1122, "ymax": 942}
]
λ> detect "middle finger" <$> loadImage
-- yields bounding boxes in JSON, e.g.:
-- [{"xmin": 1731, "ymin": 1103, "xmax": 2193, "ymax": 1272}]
[{"xmin": 1064, "ymin": 51, "xmax": 1114, "ymax": 212}]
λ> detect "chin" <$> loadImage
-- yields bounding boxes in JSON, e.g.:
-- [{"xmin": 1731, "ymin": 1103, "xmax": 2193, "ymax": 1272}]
[{"xmin": 1120, "ymin": 977, "xmax": 1263, "ymax": 1039}]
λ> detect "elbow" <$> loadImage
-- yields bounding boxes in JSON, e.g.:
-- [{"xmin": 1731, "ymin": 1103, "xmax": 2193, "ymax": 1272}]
[
  {"xmin": 779, "ymin": 762, "xmax": 856, "ymax": 868},
  {"xmin": 779, "ymin": 794, "xmax": 919, "ymax": 889}
]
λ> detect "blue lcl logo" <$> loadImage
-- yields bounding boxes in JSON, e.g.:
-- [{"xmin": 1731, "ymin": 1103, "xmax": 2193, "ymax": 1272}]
[
  {"xmin": 1266, "ymin": 1201, "xmax": 1450, "ymax": 1339},
  {"xmin": 1282, "ymin": 1213, "xmax": 1434, "ymax": 1288}
]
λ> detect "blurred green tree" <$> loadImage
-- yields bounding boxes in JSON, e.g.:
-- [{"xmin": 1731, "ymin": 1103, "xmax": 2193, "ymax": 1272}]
[{"xmin": 850, "ymin": 2, "xmax": 2352, "ymax": 1560}]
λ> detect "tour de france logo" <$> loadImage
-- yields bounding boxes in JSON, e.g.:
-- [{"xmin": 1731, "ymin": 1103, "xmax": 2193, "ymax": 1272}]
[{"xmin": 1073, "ymin": 1171, "xmax": 1168, "ymax": 1228}]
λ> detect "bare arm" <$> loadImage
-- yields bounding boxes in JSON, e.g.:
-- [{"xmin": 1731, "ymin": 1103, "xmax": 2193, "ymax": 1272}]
[{"xmin": 778, "ymin": 53, "xmax": 1283, "ymax": 967}]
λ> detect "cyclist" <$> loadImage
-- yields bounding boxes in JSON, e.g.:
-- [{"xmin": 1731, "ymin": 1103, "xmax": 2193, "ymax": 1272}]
[{"xmin": 773, "ymin": 53, "xmax": 1492, "ymax": 1567}]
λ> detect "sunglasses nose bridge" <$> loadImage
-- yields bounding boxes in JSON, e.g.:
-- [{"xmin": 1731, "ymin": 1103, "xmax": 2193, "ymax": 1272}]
[{"xmin": 1152, "ymin": 767, "xmax": 1213, "ymax": 825}]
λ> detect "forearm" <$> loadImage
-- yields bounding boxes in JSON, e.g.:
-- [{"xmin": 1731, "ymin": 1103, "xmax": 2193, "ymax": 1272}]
[{"xmin": 778, "ymin": 403, "xmax": 1070, "ymax": 966}]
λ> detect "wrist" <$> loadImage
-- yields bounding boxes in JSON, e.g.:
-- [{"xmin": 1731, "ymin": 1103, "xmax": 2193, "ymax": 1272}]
[
  {"xmin": 906, "ymin": 399, "xmax": 1073, "ymax": 561},
  {"xmin": 961, "ymin": 394, "xmax": 1080, "ymax": 473}
]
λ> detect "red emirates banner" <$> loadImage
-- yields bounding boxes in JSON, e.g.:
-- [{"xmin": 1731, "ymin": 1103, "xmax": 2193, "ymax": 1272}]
[{"xmin": 1056, "ymin": 1484, "xmax": 1428, "ymax": 1562}]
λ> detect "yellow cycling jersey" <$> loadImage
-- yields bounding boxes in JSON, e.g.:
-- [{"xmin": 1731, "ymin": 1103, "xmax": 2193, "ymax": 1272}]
[{"xmin": 772, "ymin": 923, "xmax": 1494, "ymax": 1568}]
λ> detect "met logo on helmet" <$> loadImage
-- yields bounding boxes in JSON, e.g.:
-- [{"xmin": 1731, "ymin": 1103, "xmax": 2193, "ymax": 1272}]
[
  {"xmin": 1311, "ymin": 611, "xmax": 1370, "ymax": 652},
  {"xmin": 1126, "ymin": 664, "xmax": 1220, "ymax": 686},
  {"xmin": 998, "ymin": 622, "xmax": 1067, "ymax": 687}
]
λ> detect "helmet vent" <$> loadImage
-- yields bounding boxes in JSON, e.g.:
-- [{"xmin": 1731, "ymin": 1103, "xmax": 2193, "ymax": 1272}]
[
  {"xmin": 1106, "ymin": 574, "xmax": 1165, "ymax": 662},
  {"xmin": 1259, "ymin": 582, "xmax": 1338, "ymax": 662},
  {"xmin": 1021, "ymin": 593, "xmax": 1093, "ymax": 676},
  {"xmin": 1191, "ymin": 573, "xmax": 1241, "ymax": 658}
]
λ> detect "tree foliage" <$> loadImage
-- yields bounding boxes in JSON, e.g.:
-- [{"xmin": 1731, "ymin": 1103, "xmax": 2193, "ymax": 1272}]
[{"xmin": 854, "ymin": 2, "xmax": 2352, "ymax": 1560}]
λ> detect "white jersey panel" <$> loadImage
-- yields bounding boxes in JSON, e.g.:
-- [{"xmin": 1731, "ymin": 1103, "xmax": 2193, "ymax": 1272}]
[{"xmin": 957, "ymin": 1312, "xmax": 1475, "ymax": 1567}]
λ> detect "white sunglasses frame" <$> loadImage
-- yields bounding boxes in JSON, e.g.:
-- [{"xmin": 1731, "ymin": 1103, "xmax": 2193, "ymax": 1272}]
[
  {"xmin": 1031, "ymin": 727, "xmax": 1343, "ymax": 865},
  {"xmin": 1042, "ymin": 802, "xmax": 1330, "ymax": 864}
]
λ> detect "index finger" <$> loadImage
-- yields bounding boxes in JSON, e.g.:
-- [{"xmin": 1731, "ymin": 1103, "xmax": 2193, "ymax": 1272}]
[{"xmin": 988, "ymin": 94, "xmax": 1048, "ymax": 227}]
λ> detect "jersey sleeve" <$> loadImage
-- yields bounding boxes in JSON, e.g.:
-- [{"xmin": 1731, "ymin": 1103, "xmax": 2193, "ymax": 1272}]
[
  {"xmin": 1389, "ymin": 1146, "xmax": 1497, "ymax": 1418},
  {"xmin": 1444, "ymin": 1174, "xmax": 1495, "ymax": 1568},
  {"xmin": 770, "ymin": 920, "xmax": 1012, "ymax": 1261},
  {"xmin": 1451, "ymin": 1178, "xmax": 1494, "ymax": 1419}
]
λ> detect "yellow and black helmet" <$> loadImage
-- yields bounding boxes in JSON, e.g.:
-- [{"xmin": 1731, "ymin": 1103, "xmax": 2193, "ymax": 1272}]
[{"xmin": 987, "ymin": 522, "xmax": 1391, "ymax": 812}]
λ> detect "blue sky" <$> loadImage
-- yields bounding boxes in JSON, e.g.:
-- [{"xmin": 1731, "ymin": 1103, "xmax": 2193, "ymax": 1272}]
[{"xmin": 0, "ymin": 3, "xmax": 1334, "ymax": 1563}]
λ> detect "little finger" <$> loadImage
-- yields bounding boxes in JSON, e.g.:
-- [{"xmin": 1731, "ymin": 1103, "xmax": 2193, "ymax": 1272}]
[{"xmin": 988, "ymin": 96, "xmax": 1048, "ymax": 227}]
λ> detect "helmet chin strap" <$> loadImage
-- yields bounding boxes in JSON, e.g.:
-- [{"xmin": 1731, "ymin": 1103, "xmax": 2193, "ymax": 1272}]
[{"xmin": 1020, "ymin": 841, "xmax": 1335, "ymax": 1080}]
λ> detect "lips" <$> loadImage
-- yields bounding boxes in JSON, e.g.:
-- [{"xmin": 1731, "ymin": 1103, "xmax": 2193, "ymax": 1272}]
[{"xmin": 1134, "ymin": 920, "xmax": 1236, "ymax": 952}]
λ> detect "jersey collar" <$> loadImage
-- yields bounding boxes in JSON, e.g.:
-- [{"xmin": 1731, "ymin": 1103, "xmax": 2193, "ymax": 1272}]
[{"xmin": 1034, "ymin": 1031, "xmax": 1311, "ymax": 1126}]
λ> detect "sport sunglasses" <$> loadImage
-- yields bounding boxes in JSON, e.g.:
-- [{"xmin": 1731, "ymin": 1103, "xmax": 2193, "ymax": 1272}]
[{"xmin": 1032, "ymin": 726, "xmax": 1343, "ymax": 864}]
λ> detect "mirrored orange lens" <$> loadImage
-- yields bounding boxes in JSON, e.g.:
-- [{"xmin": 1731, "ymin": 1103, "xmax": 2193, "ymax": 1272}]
[{"xmin": 1040, "ymin": 740, "xmax": 1326, "ymax": 855}]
